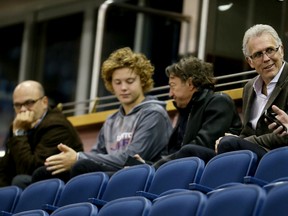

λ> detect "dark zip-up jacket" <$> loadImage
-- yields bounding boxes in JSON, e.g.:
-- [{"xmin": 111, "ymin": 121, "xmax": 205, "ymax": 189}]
[{"xmin": 168, "ymin": 88, "xmax": 242, "ymax": 154}]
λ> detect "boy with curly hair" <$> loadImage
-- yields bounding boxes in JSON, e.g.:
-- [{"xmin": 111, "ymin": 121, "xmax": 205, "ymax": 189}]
[{"xmin": 32, "ymin": 47, "xmax": 172, "ymax": 181}]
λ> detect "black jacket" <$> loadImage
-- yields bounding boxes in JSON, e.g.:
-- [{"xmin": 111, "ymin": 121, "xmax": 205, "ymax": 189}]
[{"xmin": 168, "ymin": 88, "xmax": 242, "ymax": 154}]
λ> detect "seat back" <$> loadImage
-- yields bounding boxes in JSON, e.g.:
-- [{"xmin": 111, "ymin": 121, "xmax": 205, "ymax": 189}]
[
  {"xmin": 201, "ymin": 184, "xmax": 266, "ymax": 216},
  {"xmin": 97, "ymin": 196, "xmax": 151, "ymax": 216},
  {"xmin": 56, "ymin": 172, "xmax": 109, "ymax": 207},
  {"xmin": 148, "ymin": 157, "xmax": 204, "ymax": 195},
  {"xmin": 13, "ymin": 209, "xmax": 50, "ymax": 216},
  {"xmin": 259, "ymin": 182, "xmax": 288, "ymax": 216},
  {"xmin": 101, "ymin": 164, "xmax": 154, "ymax": 202},
  {"xmin": 13, "ymin": 178, "xmax": 64, "ymax": 213},
  {"xmin": 50, "ymin": 202, "xmax": 98, "ymax": 216},
  {"xmin": 200, "ymin": 150, "xmax": 257, "ymax": 188},
  {"xmin": 0, "ymin": 186, "xmax": 22, "ymax": 212},
  {"xmin": 148, "ymin": 190, "xmax": 207, "ymax": 216},
  {"xmin": 254, "ymin": 146, "xmax": 288, "ymax": 183}
]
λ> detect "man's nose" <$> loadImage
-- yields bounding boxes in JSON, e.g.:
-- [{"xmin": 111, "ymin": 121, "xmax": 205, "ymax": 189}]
[
  {"xmin": 19, "ymin": 105, "xmax": 28, "ymax": 112},
  {"xmin": 263, "ymin": 52, "xmax": 271, "ymax": 61}
]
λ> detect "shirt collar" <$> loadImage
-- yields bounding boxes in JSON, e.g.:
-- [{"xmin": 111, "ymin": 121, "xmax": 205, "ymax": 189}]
[{"xmin": 253, "ymin": 61, "xmax": 285, "ymax": 94}]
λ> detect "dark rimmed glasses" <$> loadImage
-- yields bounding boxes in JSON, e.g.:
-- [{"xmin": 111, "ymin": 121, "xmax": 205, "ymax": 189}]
[
  {"xmin": 249, "ymin": 46, "xmax": 280, "ymax": 61},
  {"xmin": 14, "ymin": 96, "xmax": 44, "ymax": 110}
]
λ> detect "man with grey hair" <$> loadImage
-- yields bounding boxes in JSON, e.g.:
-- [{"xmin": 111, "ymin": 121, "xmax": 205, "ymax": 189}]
[
  {"xmin": 216, "ymin": 24, "xmax": 288, "ymax": 159},
  {"xmin": 0, "ymin": 80, "xmax": 83, "ymax": 188}
]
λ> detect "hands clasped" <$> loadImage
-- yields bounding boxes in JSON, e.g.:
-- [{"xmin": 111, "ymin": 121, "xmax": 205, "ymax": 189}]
[{"xmin": 13, "ymin": 111, "xmax": 37, "ymax": 131}]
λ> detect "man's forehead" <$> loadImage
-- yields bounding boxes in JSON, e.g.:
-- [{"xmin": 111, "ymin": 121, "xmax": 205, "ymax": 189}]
[{"xmin": 169, "ymin": 74, "xmax": 180, "ymax": 80}]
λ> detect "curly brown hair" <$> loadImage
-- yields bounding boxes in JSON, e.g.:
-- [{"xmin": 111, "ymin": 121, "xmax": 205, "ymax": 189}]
[
  {"xmin": 101, "ymin": 47, "xmax": 154, "ymax": 93},
  {"xmin": 165, "ymin": 55, "xmax": 216, "ymax": 90}
]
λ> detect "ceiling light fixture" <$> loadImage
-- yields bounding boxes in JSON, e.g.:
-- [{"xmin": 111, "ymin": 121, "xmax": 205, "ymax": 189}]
[{"xmin": 218, "ymin": 3, "xmax": 233, "ymax": 11}]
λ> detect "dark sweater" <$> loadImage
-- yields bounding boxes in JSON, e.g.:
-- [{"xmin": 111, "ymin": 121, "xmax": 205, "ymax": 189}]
[{"xmin": 0, "ymin": 108, "xmax": 83, "ymax": 186}]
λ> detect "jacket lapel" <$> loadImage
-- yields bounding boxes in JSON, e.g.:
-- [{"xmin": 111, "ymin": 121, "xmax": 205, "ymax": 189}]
[{"xmin": 263, "ymin": 62, "xmax": 288, "ymax": 112}]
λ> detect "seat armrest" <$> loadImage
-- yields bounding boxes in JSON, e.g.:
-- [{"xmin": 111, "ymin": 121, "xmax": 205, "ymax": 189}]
[
  {"xmin": 136, "ymin": 191, "xmax": 159, "ymax": 200},
  {"xmin": 0, "ymin": 211, "xmax": 12, "ymax": 216},
  {"xmin": 88, "ymin": 198, "xmax": 107, "ymax": 207},
  {"xmin": 243, "ymin": 176, "xmax": 268, "ymax": 186},
  {"xmin": 189, "ymin": 183, "xmax": 213, "ymax": 193},
  {"xmin": 42, "ymin": 204, "xmax": 58, "ymax": 213}
]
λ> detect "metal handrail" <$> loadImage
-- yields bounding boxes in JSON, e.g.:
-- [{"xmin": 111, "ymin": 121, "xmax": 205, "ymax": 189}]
[
  {"xmin": 216, "ymin": 70, "xmax": 256, "ymax": 80},
  {"xmin": 90, "ymin": 0, "xmax": 192, "ymax": 110},
  {"xmin": 61, "ymin": 69, "xmax": 257, "ymax": 115}
]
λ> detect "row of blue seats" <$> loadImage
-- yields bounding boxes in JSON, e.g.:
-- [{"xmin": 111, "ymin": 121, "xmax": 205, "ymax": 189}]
[
  {"xmin": 10, "ymin": 182, "xmax": 288, "ymax": 216},
  {"xmin": 1, "ymin": 146, "xmax": 288, "ymax": 215}
]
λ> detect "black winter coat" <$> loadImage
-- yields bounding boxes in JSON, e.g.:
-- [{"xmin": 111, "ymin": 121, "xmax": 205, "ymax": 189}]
[{"xmin": 168, "ymin": 88, "xmax": 242, "ymax": 154}]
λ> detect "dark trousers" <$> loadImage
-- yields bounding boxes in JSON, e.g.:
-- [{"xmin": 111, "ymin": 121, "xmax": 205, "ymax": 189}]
[
  {"xmin": 217, "ymin": 135, "xmax": 268, "ymax": 161},
  {"xmin": 11, "ymin": 174, "xmax": 32, "ymax": 189},
  {"xmin": 153, "ymin": 144, "xmax": 216, "ymax": 169},
  {"xmin": 31, "ymin": 166, "xmax": 71, "ymax": 183},
  {"xmin": 70, "ymin": 159, "xmax": 118, "ymax": 178},
  {"xmin": 32, "ymin": 159, "xmax": 118, "ymax": 183}
]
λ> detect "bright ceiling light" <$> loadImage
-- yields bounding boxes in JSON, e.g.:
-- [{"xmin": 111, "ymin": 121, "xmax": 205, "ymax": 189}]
[{"xmin": 218, "ymin": 3, "xmax": 233, "ymax": 11}]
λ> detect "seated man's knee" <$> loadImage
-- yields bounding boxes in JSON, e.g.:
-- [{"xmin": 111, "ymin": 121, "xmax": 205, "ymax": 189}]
[
  {"xmin": 71, "ymin": 159, "xmax": 99, "ymax": 178},
  {"xmin": 12, "ymin": 174, "xmax": 32, "ymax": 189},
  {"xmin": 177, "ymin": 144, "xmax": 196, "ymax": 157},
  {"xmin": 32, "ymin": 166, "xmax": 52, "ymax": 183},
  {"xmin": 217, "ymin": 135, "xmax": 239, "ymax": 153}
]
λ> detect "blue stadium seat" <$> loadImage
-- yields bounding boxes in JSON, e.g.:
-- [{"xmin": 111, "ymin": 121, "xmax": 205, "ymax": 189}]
[
  {"xmin": 1, "ymin": 178, "xmax": 64, "ymax": 216},
  {"xmin": 50, "ymin": 202, "xmax": 98, "ymax": 216},
  {"xmin": 148, "ymin": 190, "xmax": 207, "ymax": 216},
  {"xmin": 97, "ymin": 196, "xmax": 151, "ymax": 216},
  {"xmin": 0, "ymin": 186, "xmax": 22, "ymax": 212},
  {"xmin": 244, "ymin": 146, "xmax": 288, "ymax": 186},
  {"xmin": 259, "ymin": 181, "xmax": 288, "ymax": 216},
  {"xmin": 137, "ymin": 157, "xmax": 204, "ymax": 200},
  {"xmin": 89, "ymin": 164, "xmax": 155, "ymax": 207},
  {"xmin": 201, "ymin": 184, "xmax": 266, "ymax": 216},
  {"xmin": 13, "ymin": 209, "xmax": 49, "ymax": 216},
  {"xmin": 43, "ymin": 172, "xmax": 109, "ymax": 212},
  {"xmin": 189, "ymin": 150, "xmax": 258, "ymax": 193}
]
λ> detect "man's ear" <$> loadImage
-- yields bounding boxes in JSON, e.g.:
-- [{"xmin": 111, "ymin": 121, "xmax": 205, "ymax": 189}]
[
  {"xmin": 246, "ymin": 57, "xmax": 255, "ymax": 69},
  {"xmin": 187, "ymin": 77, "xmax": 193, "ymax": 87},
  {"xmin": 43, "ymin": 96, "xmax": 49, "ymax": 105},
  {"xmin": 279, "ymin": 45, "xmax": 284, "ymax": 59}
]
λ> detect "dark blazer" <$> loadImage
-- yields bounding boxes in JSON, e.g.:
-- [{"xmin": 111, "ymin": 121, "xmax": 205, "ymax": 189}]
[
  {"xmin": 168, "ymin": 88, "xmax": 242, "ymax": 154},
  {"xmin": 241, "ymin": 61, "xmax": 288, "ymax": 150},
  {"xmin": 0, "ymin": 108, "xmax": 83, "ymax": 186}
]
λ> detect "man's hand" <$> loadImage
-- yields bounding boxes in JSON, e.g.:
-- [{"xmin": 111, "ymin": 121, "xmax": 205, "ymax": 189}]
[
  {"xmin": 45, "ymin": 143, "xmax": 77, "ymax": 175},
  {"xmin": 13, "ymin": 111, "xmax": 36, "ymax": 131},
  {"xmin": 133, "ymin": 154, "xmax": 146, "ymax": 163},
  {"xmin": 215, "ymin": 137, "xmax": 223, "ymax": 153},
  {"xmin": 267, "ymin": 105, "xmax": 288, "ymax": 137}
]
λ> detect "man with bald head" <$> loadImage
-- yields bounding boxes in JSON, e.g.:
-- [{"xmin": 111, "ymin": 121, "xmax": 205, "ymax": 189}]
[{"xmin": 0, "ymin": 80, "xmax": 83, "ymax": 188}]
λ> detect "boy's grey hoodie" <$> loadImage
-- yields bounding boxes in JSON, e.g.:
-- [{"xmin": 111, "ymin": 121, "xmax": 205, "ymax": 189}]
[{"xmin": 78, "ymin": 95, "xmax": 173, "ymax": 169}]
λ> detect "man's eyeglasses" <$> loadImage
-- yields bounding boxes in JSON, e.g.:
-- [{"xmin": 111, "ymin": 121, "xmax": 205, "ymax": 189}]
[
  {"xmin": 249, "ymin": 46, "xmax": 280, "ymax": 61},
  {"xmin": 14, "ymin": 96, "xmax": 44, "ymax": 110}
]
